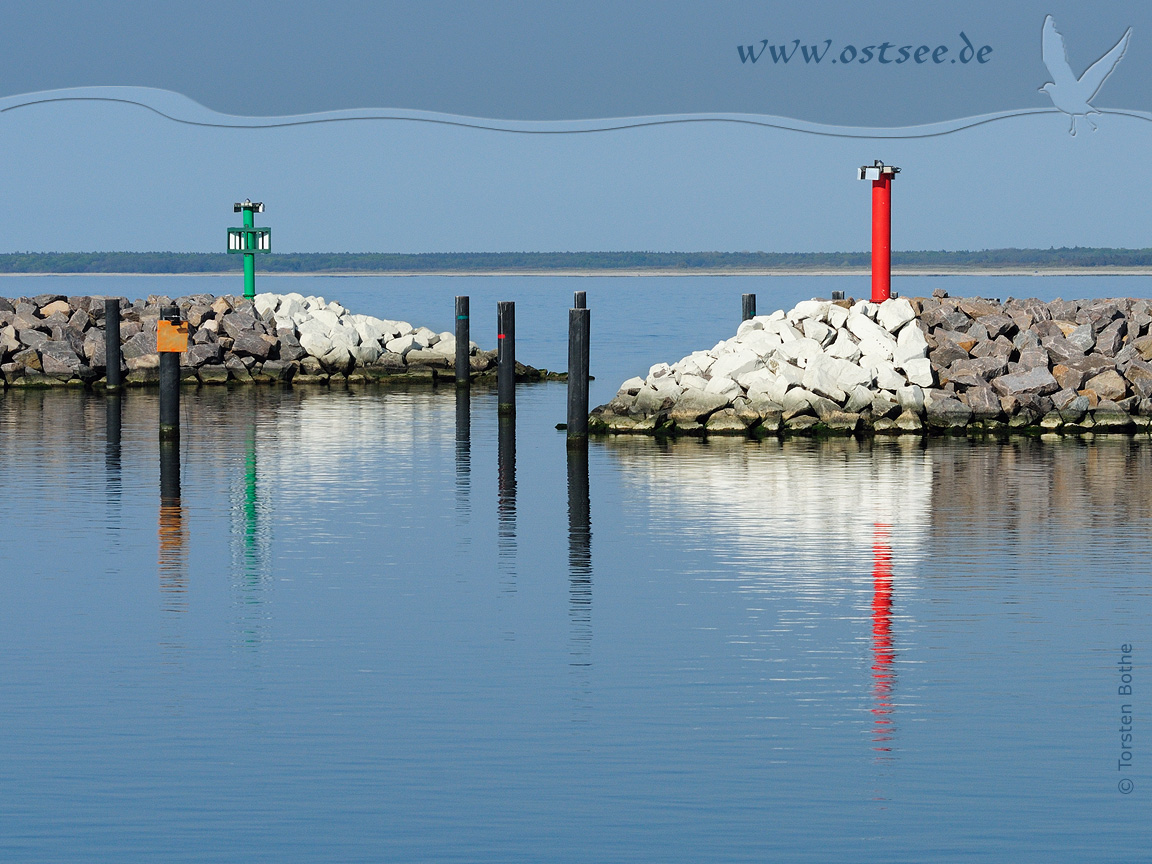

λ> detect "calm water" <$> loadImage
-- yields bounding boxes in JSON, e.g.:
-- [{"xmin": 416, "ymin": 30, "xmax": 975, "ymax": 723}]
[{"xmin": 1, "ymin": 275, "xmax": 1150, "ymax": 862}]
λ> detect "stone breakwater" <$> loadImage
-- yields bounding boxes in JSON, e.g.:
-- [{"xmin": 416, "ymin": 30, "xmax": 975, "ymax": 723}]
[
  {"xmin": 0, "ymin": 292, "xmax": 549, "ymax": 388},
  {"xmin": 591, "ymin": 293, "xmax": 1152, "ymax": 436}
]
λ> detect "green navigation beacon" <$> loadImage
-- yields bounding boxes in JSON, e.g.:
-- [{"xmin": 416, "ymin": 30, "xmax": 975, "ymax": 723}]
[{"xmin": 227, "ymin": 200, "xmax": 270, "ymax": 300}]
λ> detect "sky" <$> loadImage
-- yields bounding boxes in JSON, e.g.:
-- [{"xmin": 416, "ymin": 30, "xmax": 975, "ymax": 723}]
[{"xmin": 0, "ymin": 2, "xmax": 1148, "ymax": 253}]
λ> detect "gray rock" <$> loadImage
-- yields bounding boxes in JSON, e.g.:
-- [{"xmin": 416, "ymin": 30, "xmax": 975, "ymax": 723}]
[
  {"xmin": 1095, "ymin": 319, "xmax": 1126, "ymax": 357},
  {"xmin": 231, "ymin": 331, "xmax": 273, "ymax": 359},
  {"xmin": 992, "ymin": 366, "xmax": 1059, "ymax": 398},
  {"xmin": 963, "ymin": 385, "xmax": 1001, "ymax": 420},
  {"xmin": 926, "ymin": 396, "xmax": 973, "ymax": 429},
  {"xmin": 221, "ymin": 313, "xmax": 258, "ymax": 340},
  {"xmin": 976, "ymin": 313, "xmax": 1016, "ymax": 339},
  {"xmin": 121, "ymin": 331, "xmax": 155, "ymax": 360},
  {"xmin": 1085, "ymin": 369, "xmax": 1128, "ymax": 402},
  {"xmin": 950, "ymin": 356, "xmax": 1008, "ymax": 381},
  {"xmin": 1059, "ymin": 395, "xmax": 1090, "ymax": 422},
  {"xmin": 183, "ymin": 343, "xmax": 222, "ymax": 367},
  {"xmin": 1017, "ymin": 345, "xmax": 1050, "ymax": 369},
  {"xmin": 197, "ymin": 363, "xmax": 229, "ymax": 384},
  {"xmin": 260, "ymin": 360, "xmax": 296, "ymax": 381},
  {"xmin": 669, "ymin": 389, "xmax": 731, "ymax": 424},
  {"xmin": 225, "ymin": 355, "xmax": 252, "ymax": 382},
  {"xmin": 39, "ymin": 341, "xmax": 82, "ymax": 378},
  {"xmin": 704, "ymin": 408, "xmax": 749, "ymax": 433},
  {"xmin": 1065, "ymin": 324, "xmax": 1095, "ymax": 353},
  {"xmin": 1042, "ymin": 336, "xmax": 1083, "ymax": 365},
  {"xmin": 405, "ymin": 348, "xmax": 451, "ymax": 369},
  {"xmin": 18, "ymin": 329, "xmax": 48, "ymax": 350},
  {"xmin": 895, "ymin": 410, "xmax": 924, "ymax": 432}
]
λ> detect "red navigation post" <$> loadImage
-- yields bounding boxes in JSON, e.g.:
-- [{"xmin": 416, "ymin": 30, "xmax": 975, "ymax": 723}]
[{"xmin": 859, "ymin": 160, "xmax": 900, "ymax": 303}]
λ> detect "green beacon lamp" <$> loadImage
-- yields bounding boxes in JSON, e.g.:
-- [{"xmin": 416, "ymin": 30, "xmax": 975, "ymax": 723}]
[{"xmin": 228, "ymin": 200, "xmax": 270, "ymax": 300}]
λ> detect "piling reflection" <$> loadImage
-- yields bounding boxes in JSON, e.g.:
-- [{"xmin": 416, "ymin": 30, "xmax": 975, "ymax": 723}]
[
  {"xmin": 567, "ymin": 447, "xmax": 592, "ymax": 670},
  {"xmin": 231, "ymin": 411, "xmax": 272, "ymax": 647},
  {"xmin": 158, "ymin": 438, "xmax": 187, "ymax": 613},
  {"xmin": 105, "ymin": 393, "xmax": 122, "ymax": 534},
  {"xmin": 870, "ymin": 524, "xmax": 896, "ymax": 757},
  {"xmin": 455, "ymin": 387, "xmax": 471, "ymax": 520},
  {"xmin": 497, "ymin": 413, "xmax": 517, "ymax": 590}
]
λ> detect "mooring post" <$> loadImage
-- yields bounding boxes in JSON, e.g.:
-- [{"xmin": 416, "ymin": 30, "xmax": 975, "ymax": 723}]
[
  {"xmin": 567, "ymin": 307, "xmax": 590, "ymax": 447},
  {"xmin": 105, "ymin": 298, "xmax": 122, "ymax": 391},
  {"xmin": 574, "ymin": 290, "xmax": 586, "ymax": 309},
  {"xmin": 742, "ymin": 293, "xmax": 756, "ymax": 322},
  {"xmin": 157, "ymin": 304, "xmax": 185, "ymax": 441},
  {"xmin": 455, "ymin": 295, "xmax": 470, "ymax": 387},
  {"xmin": 497, "ymin": 301, "xmax": 515, "ymax": 415}
]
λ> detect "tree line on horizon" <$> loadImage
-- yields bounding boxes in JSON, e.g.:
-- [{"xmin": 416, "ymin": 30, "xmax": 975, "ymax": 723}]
[{"xmin": 2, "ymin": 248, "xmax": 1152, "ymax": 273}]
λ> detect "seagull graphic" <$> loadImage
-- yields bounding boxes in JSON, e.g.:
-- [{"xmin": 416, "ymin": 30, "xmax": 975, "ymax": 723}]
[{"xmin": 1040, "ymin": 15, "xmax": 1131, "ymax": 135}]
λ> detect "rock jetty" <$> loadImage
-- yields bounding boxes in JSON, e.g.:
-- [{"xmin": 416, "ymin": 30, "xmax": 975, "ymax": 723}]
[
  {"xmin": 0, "ymin": 292, "xmax": 549, "ymax": 388},
  {"xmin": 591, "ymin": 292, "xmax": 1152, "ymax": 436}
]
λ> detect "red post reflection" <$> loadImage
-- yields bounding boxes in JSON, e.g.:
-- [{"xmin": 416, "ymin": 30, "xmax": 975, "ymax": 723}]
[{"xmin": 870, "ymin": 523, "xmax": 895, "ymax": 752}]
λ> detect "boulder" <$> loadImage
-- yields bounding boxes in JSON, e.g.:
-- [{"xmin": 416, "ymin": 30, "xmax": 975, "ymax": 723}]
[
  {"xmin": 992, "ymin": 366, "xmax": 1059, "ymax": 398},
  {"xmin": 669, "ymin": 388, "xmax": 731, "ymax": 424},
  {"xmin": 1085, "ymin": 369, "xmax": 1128, "ymax": 402}
]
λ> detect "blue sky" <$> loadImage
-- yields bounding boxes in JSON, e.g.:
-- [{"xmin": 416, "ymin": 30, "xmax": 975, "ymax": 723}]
[{"xmin": 0, "ymin": 3, "xmax": 1148, "ymax": 253}]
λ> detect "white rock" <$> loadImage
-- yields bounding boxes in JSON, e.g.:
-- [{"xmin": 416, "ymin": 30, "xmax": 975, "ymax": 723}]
[
  {"xmin": 894, "ymin": 322, "xmax": 930, "ymax": 364},
  {"xmin": 386, "ymin": 334, "xmax": 418, "ymax": 356},
  {"xmin": 273, "ymin": 315, "xmax": 295, "ymax": 333},
  {"xmin": 802, "ymin": 359, "xmax": 846, "ymax": 403},
  {"xmin": 851, "ymin": 300, "xmax": 879, "ymax": 320},
  {"xmin": 201, "ymin": 319, "xmax": 219, "ymax": 334},
  {"xmin": 352, "ymin": 342, "xmax": 382, "ymax": 365},
  {"xmin": 858, "ymin": 335, "xmax": 896, "ymax": 362},
  {"xmin": 394, "ymin": 322, "xmax": 413, "ymax": 336},
  {"xmin": 768, "ymin": 357, "xmax": 806, "ymax": 387},
  {"xmin": 846, "ymin": 312, "xmax": 890, "ymax": 344},
  {"xmin": 254, "ymin": 293, "xmax": 279, "ymax": 318},
  {"xmin": 737, "ymin": 367, "xmax": 775, "ymax": 391},
  {"xmin": 826, "ymin": 304, "xmax": 849, "ymax": 329},
  {"xmin": 789, "ymin": 300, "xmax": 830, "ymax": 323},
  {"xmin": 310, "ymin": 308, "xmax": 342, "ymax": 331},
  {"xmin": 619, "ymin": 376, "xmax": 645, "ymax": 395},
  {"xmin": 870, "ymin": 360, "xmax": 907, "ymax": 391},
  {"xmin": 704, "ymin": 376, "xmax": 741, "ymax": 399},
  {"xmin": 736, "ymin": 318, "xmax": 764, "ymax": 337},
  {"xmin": 776, "ymin": 337, "xmax": 822, "ymax": 367},
  {"xmin": 825, "ymin": 331, "xmax": 862, "ymax": 361},
  {"xmin": 899, "ymin": 357, "xmax": 934, "ymax": 387},
  {"xmin": 831, "ymin": 358, "xmax": 872, "ymax": 390},
  {"xmin": 299, "ymin": 330, "xmax": 333, "ymax": 358},
  {"xmin": 782, "ymin": 387, "xmax": 818, "ymax": 414},
  {"xmin": 648, "ymin": 362, "xmax": 674, "ymax": 380},
  {"xmin": 846, "ymin": 384, "xmax": 873, "ymax": 413},
  {"xmin": 413, "ymin": 326, "xmax": 438, "ymax": 348},
  {"xmin": 321, "ymin": 343, "xmax": 352, "ymax": 369},
  {"xmin": 328, "ymin": 302, "xmax": 347, "ymax": 317},
  {"xmin": 432, "ymin": 336, "xmax": 456, "ymax": 356},
  {"xmin": 678, "ymin": 373, "xmax": 708, "ymax": 391},
  {"xmin": 738, "ymin": 330, "xmax": 784, "ymax": 358},
  {"xmin": 802, "ymin": 319, "xmax": 834, "ymax": 346},
  {"xmin": 709, "ymin": 350, "xmax": 760, "ymax": 382},
  {"xmin": 897, "ymin": 384, "xmax": 925, "ymax": 412},
  {"xmin": 877, "ymin": 298, "xmax": 916, "ymax": 333}
]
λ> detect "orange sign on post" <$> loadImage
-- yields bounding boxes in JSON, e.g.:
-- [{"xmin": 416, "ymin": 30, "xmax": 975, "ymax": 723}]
[{"xmin": 156, "ymin": 320, "xmax": 190, "ymax": 353}]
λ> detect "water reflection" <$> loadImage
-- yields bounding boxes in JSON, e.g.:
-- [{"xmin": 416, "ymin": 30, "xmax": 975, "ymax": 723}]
[
  {"xmin": 870, "ymin": 524, "xmax": 896, "ymax": 757},
  {"xmin": 567, "ymin": 447, "xmax": 592, "ymax": 668},
  {"xmin": 104, "ymin": 393, "xmax": 122, "ymax": 538},
  {"xmin": 455, "ymin": 387, "xmax": 470, "ymax": 521},
  {"xmin": 157, "ymin": 438, "xmax": 187, "ymax": 613},
  {"xmin": 497, "ymin": 413, "xmax": 516, "ymax": 591},
  {"xmin": 231, "ymin": 409, "xmax": 272, "ymax": 648}
]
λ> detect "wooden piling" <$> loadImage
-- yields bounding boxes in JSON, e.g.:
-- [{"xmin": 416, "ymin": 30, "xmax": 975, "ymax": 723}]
[
  {"xmin": 497, "ymin": 301, "xmax": 515, "ymax": 415},
  {"xmin": 567, "ymin": 307, "xmax": 590, "ymax": 446},
  {"xmin": 105, "ymin": 298, "xmax": 122, "ymax": 391},
  {"xmin": 455, "ymin": 295, "xmax": 470, "ymax": 387}
]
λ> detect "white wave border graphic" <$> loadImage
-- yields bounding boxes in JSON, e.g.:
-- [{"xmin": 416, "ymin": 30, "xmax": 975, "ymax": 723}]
[{"xmin": 3, "ymin": 86, "xmax": 1151, "ymax": 139}]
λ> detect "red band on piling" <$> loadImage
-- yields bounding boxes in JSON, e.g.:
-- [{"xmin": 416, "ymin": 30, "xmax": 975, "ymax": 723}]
[{"xmin": 498, "ymin": 333, "xmax": 505, "ymax": 339}]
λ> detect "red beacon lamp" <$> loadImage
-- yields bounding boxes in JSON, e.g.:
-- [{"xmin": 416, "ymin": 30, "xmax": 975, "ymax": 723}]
[{"xmin": 858, "ymin": 160, "xmax": 900, "ymax": 303}]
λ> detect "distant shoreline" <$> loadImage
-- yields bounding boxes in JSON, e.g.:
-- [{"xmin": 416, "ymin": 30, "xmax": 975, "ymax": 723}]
[{"xmin": 3, "ymin": 267, "xmax": 1152, "ymax": 277}]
